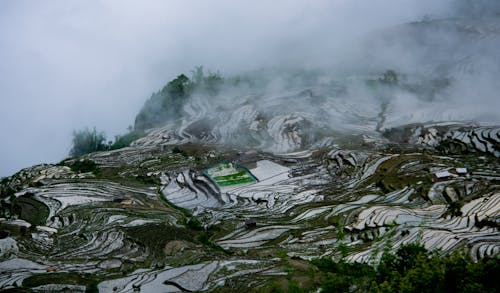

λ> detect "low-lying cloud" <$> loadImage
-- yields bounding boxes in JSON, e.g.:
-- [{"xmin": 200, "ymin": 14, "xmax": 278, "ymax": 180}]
[{"xmin": 1, "ymin": 0, "xmax": 498, "ymax": 176}]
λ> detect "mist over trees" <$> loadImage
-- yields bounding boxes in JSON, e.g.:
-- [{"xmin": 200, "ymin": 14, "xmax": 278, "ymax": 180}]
[
  {"xmin": 68, "ymin": 67, "xmax": 225, "ymax": 157},
  {"xmin": 69, "ymin": 126, "xmax": 145, "ymax": 157},
  {"xmin": 134, "ymin": 67, "xmax": 223, "ymax": 130},
  {"xmin": 69, "ymin": 127, "xmax": 108, "ymax": 157}
]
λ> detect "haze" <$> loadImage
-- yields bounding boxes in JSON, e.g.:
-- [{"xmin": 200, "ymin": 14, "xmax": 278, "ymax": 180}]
[{"xmin": 0, "ymin": 0, "xmax": 492, "ymax": 177}]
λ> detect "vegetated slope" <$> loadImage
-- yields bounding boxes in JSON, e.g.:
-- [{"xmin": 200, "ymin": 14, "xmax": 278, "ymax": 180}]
[
  {"xmin": 129, "ymin": 17, "xmax": 500, "ymax": 154},
  {"xmin": 0, "ymin": 120, "xmax": 498, "ymax": 292}
]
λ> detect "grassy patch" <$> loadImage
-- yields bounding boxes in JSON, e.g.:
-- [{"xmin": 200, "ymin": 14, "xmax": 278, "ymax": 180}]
[
  {"xmin": 364, "ymin": 154, "xmax": 435, "ymax": 193},
  {"xmin": 67, "ymin": 159, "xmax": 100, "ymax": 175},
  {"xmin": 12, "ymin": 195, "xmax": 49, "ymax": 226},
  {"xmin": 213, "ymin": 171, "xmax": 256, "ymax": 186},
  {"xmin": 22, "ymin": 272, "xmax": 100, "ymax": 291},
  {"xmin": 124, "ymin": 223, "xmax": 198, "ymax": 259}
]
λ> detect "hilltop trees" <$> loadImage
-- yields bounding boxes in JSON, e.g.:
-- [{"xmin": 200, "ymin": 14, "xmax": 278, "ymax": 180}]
[
  {"xmin": 133, "ymin": 74, "xmax": 190, "ymax": 130},
  {"xmin": 67, "ymin": 67, "xmax": 225, "ymax": 157},
  {"xmin": 166, "ymin": 73, "xmax": 190, "ymax": 98},
  {"xmin": 69, "ymin": 127, "xmax": 108, "ymax": 157},
  {"xmin": 134, "ymin": 67, "xmax": 223, "ymax": 130}
]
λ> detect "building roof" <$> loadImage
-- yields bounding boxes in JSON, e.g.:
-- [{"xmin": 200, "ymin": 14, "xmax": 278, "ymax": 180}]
[{"xmin": 435, "ymin": 171, "xmax": 453, "ymax": 178}]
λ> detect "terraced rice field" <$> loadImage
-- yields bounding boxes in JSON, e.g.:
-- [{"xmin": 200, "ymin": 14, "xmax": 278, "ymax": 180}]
[{"xmin": 0, "ymin": 123, "xmax": 498, "ymax": 292}]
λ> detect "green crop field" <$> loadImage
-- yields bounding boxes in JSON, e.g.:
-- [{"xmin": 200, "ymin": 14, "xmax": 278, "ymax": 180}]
[{"xmin": 205, "ymin": 162, "xmax": 256, "ymax": 187}]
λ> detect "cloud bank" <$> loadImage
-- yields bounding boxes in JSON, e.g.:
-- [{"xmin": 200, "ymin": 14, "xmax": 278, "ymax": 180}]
[{"xmin": 1, "ymin": 0, "xmax": 496, "ymax": 176}]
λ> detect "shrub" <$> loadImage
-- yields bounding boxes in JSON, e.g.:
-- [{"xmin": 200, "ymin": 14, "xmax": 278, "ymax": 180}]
[
  {"xmin": 312, "ymin": 243, "xmax": 500, "ymax": 293},
  {"xmin": 109, "ymin": 129, "xmax": 145, "ymax": 150},
  {"xmin": 69, "ymin": 159, "xmax": 99, "ymax": 174}
]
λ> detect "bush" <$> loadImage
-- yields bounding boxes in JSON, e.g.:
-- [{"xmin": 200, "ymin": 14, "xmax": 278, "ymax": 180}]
[
  {"xmin": 109, "ymin": 129, "xmax": 145, "ymax": 150},
  {"xmin": 312, "ymin": 243, "xmax": 500, "ymax": 293},
  {"xmin": 447, "ymin": 201, "xmax": 463, "ymax": 217},
  {"xmin": 172, "ymin": 146, "xmax": 188, "ymax": 158},
  {"xmin": 69, "ymin": 159, "xmax": 99, "ymax": 174}
]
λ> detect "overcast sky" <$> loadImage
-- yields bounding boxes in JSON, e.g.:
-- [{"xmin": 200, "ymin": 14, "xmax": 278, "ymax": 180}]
[{"xmin": 0, "ymin": 0, "xmax": 457, "ymax": 177}]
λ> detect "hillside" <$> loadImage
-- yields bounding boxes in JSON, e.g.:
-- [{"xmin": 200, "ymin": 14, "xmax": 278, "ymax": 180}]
[{"xmin": 0, "ymin": 16, "xmax": 499, "ymax": 293}]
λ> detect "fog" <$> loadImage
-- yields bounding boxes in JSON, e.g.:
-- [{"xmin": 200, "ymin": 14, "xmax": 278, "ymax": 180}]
[{"xmin": 1, "ymin": 0, "xmax": 498, "ymax": 177}]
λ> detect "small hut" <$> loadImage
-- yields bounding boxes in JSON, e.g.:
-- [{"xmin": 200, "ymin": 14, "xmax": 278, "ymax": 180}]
[
  {"xmin": 433, "ymin": 171, "xmax": 454, "ymax": 181},
  {"xmin": 46, "ymin": 266, "xmax": 59, "ymax": 272}
]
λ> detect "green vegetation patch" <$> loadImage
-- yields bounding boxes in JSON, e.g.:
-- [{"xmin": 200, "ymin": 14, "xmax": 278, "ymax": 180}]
[
  {"xmin": 69, "ymin": 127, "xmax": 108, "ymax": 157},
  {"xmin": 22, "ymin": 272, "xmax": 100, "ymax": 292},
  {"xmin": 68, "ymin": 159, "xmax": 99, "ymax": 174},
  {"xmin": 213, "ymin": 171, "xmax": 256, "ymax": 186},
  {"xmin": 310, "ymin": 243, "xmax": 500, "ymax": 293},
  {"xmin": 109, "ymin": 129, "xmax": 145, "ymax": 150},
  {"xmin": 12, "ymin": 195, "xmax": 49, "ymax": 226},
  {"xmin": 366, "ymin": 153, "xmax": 435, "ymax": 194},
  {"xmin": 205, "ymin": 162, "xmax": 256, "ymax": 187},
  {"xmin": 124, "ymin": 223, "xmax": 199, "ymax": 259}
]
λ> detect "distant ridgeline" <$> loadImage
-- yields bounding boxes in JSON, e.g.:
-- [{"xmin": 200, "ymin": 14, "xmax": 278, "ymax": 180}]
[
  {"xmin": 132, "ymin": 67, "xmax": 339, "ymax": 131},
  {"xmin": 69, "ymin": 67, "xmax": 305, "ymax": 157},
  {"xmin": 69, "ymin": 67, "xmax": 229, "ymax": 157},
  {"xmin": 134, "ymin": 67, "xmax": 224, "ymax": 130},
  {"xmin": 69, "ymin": 67, "xmax": 457, "ymax": 157},
  {"xmin": 133, "ymin": 68, "xmax": 450, "ymax": 132}
]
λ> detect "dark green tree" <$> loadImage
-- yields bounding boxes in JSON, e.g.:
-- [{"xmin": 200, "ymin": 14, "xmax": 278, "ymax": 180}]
[
  {"xmin": 134, "ymin": 74, "xmax": 192, "ymax": 130},
  {"xmin": 69, "ymin": 127, "xmax": 108, "ymax": 157},
  {"xmin": 165, "ymin": 74, "xmax": 190, "ymax": 98},
  {"xmin": 379, "ymin": 70, "xmax": 399, "ymax": 85}
]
